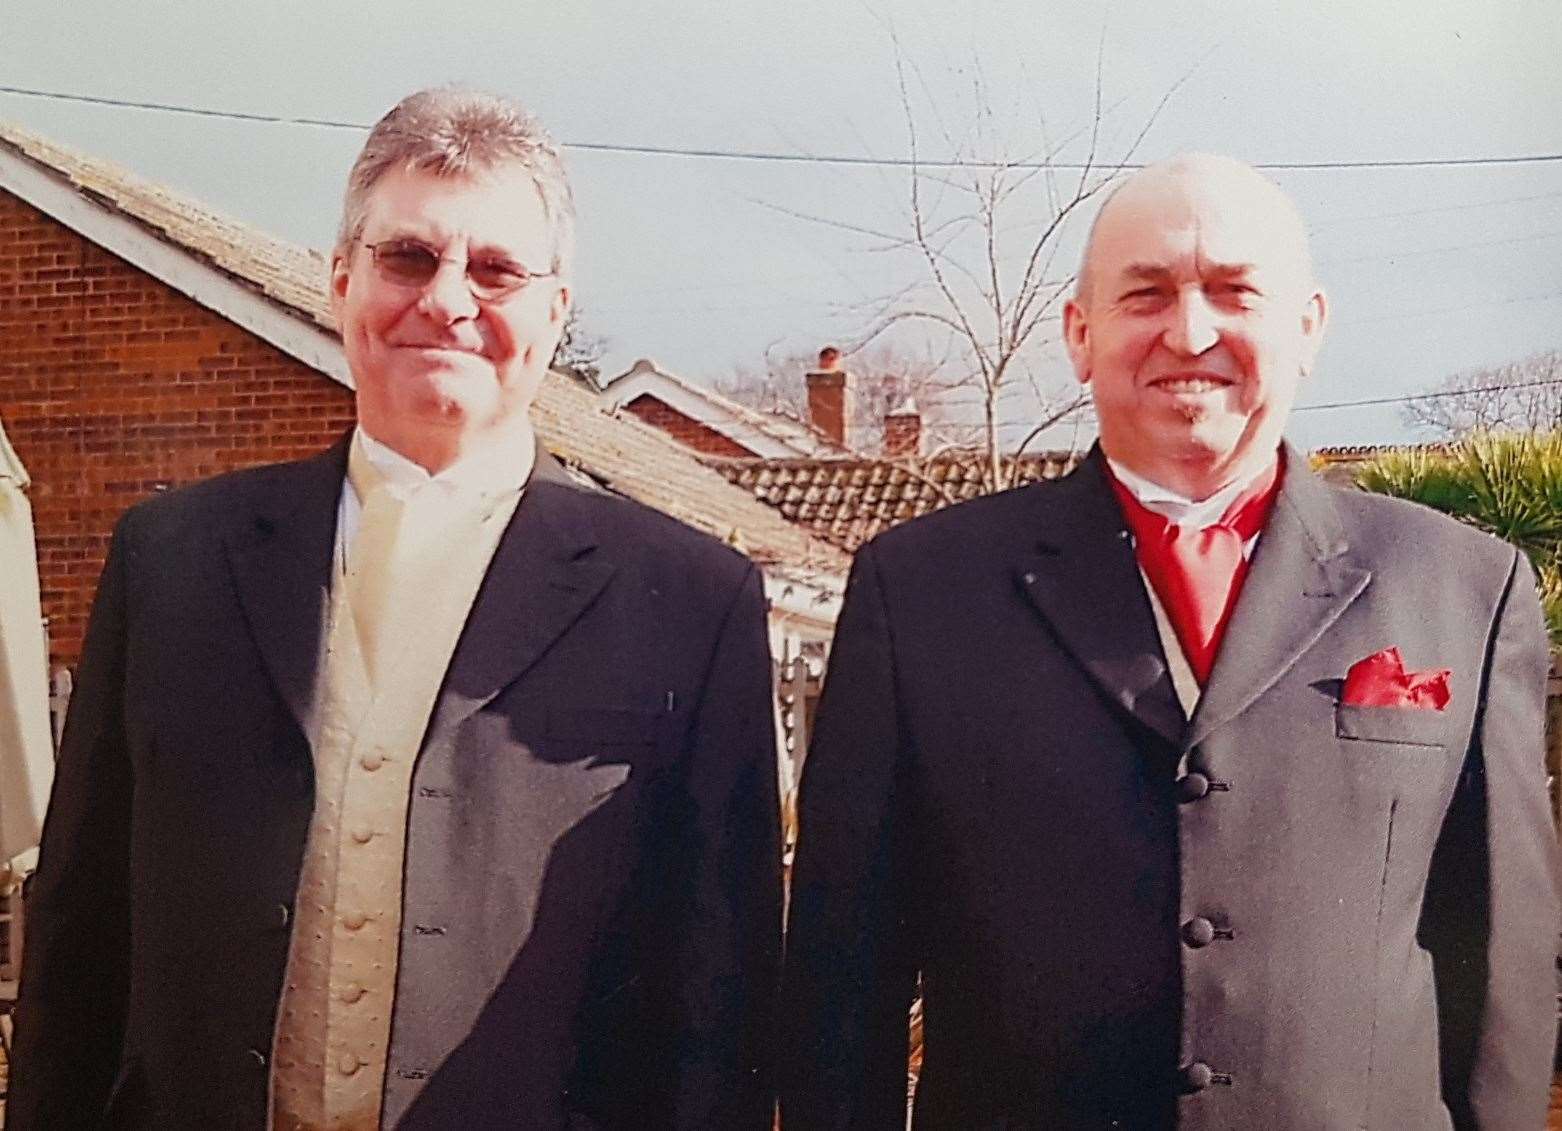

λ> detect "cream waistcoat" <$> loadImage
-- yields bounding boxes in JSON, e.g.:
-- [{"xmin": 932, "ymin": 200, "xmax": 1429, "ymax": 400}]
[{"xmin": 269, "ymin": 440, "xmax": 523, "ymax": 1131}]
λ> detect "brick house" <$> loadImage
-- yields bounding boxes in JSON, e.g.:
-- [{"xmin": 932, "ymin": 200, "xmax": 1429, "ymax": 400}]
[
  {"xmin": 598, "ymin": 356, "xmax": 843, "ymax": 459},
  {"xmin": 599, "ymin": 347, "xmax": 1084, "ymax": 553},
  {"xmin": 0, "ymin": 121, "xmax": 846, "ymax": 697}
]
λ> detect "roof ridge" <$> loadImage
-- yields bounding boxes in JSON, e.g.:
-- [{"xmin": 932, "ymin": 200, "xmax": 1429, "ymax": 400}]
[{"xmin": 0, "ymin": 117, "xmax": 335, "ymax": 330}]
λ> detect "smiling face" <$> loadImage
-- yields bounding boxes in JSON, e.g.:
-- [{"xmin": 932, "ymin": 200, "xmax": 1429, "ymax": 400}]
[
  {"xmin": 331, "ymin": 162, "xmax": 570, "ymax": 472},
  {"xmin": 1064, "ymin": 156, "xmax": 1326, "ymax": 499}
]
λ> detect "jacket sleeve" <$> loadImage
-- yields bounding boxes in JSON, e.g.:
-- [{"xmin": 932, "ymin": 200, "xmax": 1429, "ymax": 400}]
[
  {"xmin": 782, "ymin": 543, "xmax": 918, "ymax": 1131},
  {"xmin": 7, "ymin": 507, "xmax": 139, "ymax": 1130},
  {"xmin": 667, "ymin": 561, "xmax": 784, "ymax": 1130},
  {"xmin": 1422, "ymin": 547, "xmax": 1561, "ymax": 1130}
]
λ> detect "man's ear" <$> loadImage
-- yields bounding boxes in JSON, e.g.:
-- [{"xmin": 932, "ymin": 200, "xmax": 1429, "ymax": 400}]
[
  {"xmin": 1298, "ymin": 287, "xmax": 1328, "ymax": 377},
  {"xmin": 1063, "ymin": 298, "xmax": 1092, "ymax": 385},
  {"xmin": 329, "ymin": 251, "xmax": 351, "ymax": 324}
]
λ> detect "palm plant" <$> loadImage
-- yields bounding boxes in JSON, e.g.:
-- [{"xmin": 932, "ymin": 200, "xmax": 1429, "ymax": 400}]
[{"xmin": 1354, "ymin": 432, "xmax": 1562, "ymax": 643}]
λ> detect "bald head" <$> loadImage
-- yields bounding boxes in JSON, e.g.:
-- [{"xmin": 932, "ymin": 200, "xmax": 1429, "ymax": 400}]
[
  {"xmin": 1060, "ymin": 151, "xmax": 1328, "ymax": 500},
  {"xmin": 1075, "ymin": 154, "xmax": 1314, "ymax": 308}
]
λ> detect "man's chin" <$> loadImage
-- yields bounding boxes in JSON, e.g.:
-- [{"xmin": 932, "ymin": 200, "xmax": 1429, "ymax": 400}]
[
  {"xmin": 399, "ymin": 363, "xmax": 498, "ymax": 413},
  {"xmin": 392, "ymin": 385, "xmax": 496, "ymax": 432}
]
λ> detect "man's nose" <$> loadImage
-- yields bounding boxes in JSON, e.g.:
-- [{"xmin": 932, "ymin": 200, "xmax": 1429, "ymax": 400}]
[
  {"xmin": 1162, "ymin": 289, "xmax": 1220, "ymax": 357},
  {"xmin": 418, "ymin": 258, "xmax": 480, "ymax": 323}
]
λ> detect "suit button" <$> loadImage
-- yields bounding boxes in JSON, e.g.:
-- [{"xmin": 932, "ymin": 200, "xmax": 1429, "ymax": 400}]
[
  {"xmin": 247, "ymin": 1047, "xmax": 268, "ymax": 1069},
  {"xmin": 1179, "ymin": 1061, "xmax": 1214, "ymax": 1093},
  {"xmin": 275, "ymin": 902, "xmax": 292, "ymax": 929},
  {"xmin": 1182, "ymin": 917, "xmax": 1216, "ymax": 948},
  {"xmin": 342, "ymin": 910, "xmax": 368, "ymax": 931},
  {"xmin": 338, "ymin": 982, "xmax": 366, "ymax": 1004},
  {"xmin": 337, "ymin": 1052, "xmax": 362, "ymax": 1076},
  {"xmin": 360, "ymin": 751, "xmax": 385, "ymax": 772},
  {"xmin": 1176, "ymin": 772, "xmax": 1211, "ymax": 802},
  {"xmin": 351, "ymin": 825, "xmax": 374, "ymax": 845}
]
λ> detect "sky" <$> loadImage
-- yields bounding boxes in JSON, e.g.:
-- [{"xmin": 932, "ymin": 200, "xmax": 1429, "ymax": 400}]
[{"xmin": 3, "ymin": 0, "xmax": 1560, "ymax": 450}]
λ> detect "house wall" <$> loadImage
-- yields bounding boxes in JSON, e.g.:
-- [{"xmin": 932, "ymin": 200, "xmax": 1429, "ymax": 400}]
[
  {"xmin": 0, "ymin": 189, "xmax": 355, "ymax": 668},
  {"xmin": 621, "ymin": 393, "xmax": 755, "ymax": 458}
]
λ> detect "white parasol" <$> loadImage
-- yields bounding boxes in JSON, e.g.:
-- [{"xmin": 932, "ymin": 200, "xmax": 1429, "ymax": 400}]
[{"xmin": 0, "ymin": 420, "xmax": 53, "ymax": 864}]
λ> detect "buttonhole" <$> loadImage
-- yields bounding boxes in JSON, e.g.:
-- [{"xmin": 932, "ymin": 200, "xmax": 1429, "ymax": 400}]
[
  {"xmin": 417, "ymin": 786, "xmax": 454, "ymax": 799},
  {"xmin": 413, "ymin": 924, "xmax": 446, "ymax": 936},
  {"xmin": 1213, "ymin": 927, "xmax": 1235, "ymax": 941},
  {"xmin": 1211, "ymin": 1072, "xmax": 1234, "ymax": 1086},
  {"xmin": 1208, "ymin": 780, "xmax": 1230, "ymax": 792},
  {"xmin": 395, "ymin": 1067, "xmax": 429, "ymax": 1080}
]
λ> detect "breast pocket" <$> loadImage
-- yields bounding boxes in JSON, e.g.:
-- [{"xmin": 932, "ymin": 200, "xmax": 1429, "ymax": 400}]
[{"xmin": 1335, "ymin": 703, "xmax": 1450, "ymax": 749}]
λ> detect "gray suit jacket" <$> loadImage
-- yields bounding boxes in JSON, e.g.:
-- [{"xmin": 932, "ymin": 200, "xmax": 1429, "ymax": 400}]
[
  {"xmin": 782, "ymin": 444, "xmax": 1559, "ymax": 1130},
  {"xmin": 10, "ymin": 435, "xmax": 783, "ymax": 1130}
]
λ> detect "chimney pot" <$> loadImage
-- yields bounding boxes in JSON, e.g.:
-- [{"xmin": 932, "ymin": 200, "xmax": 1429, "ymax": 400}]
[
  {"xmin": 805, "ymin": 348, "xmax": 851, "ymax": 449},
  {"xmin": 883, "ymin": 398, "xmax": 922, "ymax": 458}
]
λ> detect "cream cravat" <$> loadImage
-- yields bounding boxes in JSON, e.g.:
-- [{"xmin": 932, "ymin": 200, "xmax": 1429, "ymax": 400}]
[{"xmin": 344, "ymin": 444, "xmax": 494, "ymax": 686}]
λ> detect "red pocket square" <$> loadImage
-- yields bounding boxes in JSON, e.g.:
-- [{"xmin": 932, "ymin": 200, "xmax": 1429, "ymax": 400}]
[{"xmin": 1342, "ymin": 647, "xmax": 1451, "ymax": 710}]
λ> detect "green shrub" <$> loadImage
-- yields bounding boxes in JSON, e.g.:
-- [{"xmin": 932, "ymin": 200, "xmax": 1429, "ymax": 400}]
[{"xmin": 1355, "ymin": 432, "xmax": 1562, "ymax": 643}]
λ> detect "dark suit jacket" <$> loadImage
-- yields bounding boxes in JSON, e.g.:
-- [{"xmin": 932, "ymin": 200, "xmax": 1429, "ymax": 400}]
[
  {"xmin": 9, "ymin": 436, "xmax": 782, "ymax": 1131},
  {"xmin": 782, "ymin": 445, "xmax": 1560, "ymax": 1130}
]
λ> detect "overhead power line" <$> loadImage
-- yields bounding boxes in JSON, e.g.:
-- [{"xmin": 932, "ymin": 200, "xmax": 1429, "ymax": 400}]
[
  {"xmin": 3, "ymin": 83, "xmax": 1562, "ymax": 171},
  {"xmin": 1313, "ymin": 189, "xmax": 1562, "ymax": 228},
  {"xmin": 1294, "ymin": 373, "xmax": 1562, "ymax": 414},
  {"xmin": 1318, "ymin": 228, "xmax": 1562, "ymax": 268}
]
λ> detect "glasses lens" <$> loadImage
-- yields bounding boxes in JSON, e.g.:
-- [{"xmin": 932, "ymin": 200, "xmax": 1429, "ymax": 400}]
[
  {"xmin": 467, "ymin": 260, "xmax": 536, "ymax": 298},
  {"xmin": 373, "ymin": 242, "xmax": 440, "ymax": 285}
]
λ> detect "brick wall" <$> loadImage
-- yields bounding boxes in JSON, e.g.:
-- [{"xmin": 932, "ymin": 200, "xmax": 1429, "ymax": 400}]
[
  {"xmin": 621, "ymin": 393, "xmax": 755, "ymax": 458},
  {"xmin": 0, "ymin": 189, "xmax": 356, "ymax": 669}
]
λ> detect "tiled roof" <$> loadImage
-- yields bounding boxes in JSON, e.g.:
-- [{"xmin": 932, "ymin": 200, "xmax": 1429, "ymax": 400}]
[
  {"xmin": 709, "ymin": 451, "xmax": 1080, "ymax": 552},
  {"xmin": 1309, "ymin": 443, "xmax": 1448, "ymax": 487},
  {"xmin": 0, "ymin": 120, "xmax": 844, "ymax": 572},
  {"xmin": 1311, "ymin": 443, "xmax": 1446, "ymax": 462}
]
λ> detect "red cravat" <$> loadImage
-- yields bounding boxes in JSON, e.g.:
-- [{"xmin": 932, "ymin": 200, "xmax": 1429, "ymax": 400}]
[{"xmin": 1107, "ymin": 459, "xmax": 1283, "ymax": 685}]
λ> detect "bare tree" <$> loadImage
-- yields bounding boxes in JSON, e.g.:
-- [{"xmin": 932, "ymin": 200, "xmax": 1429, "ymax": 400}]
[
  {"xmin": 551, "ymin": 306, "xmax": 609, "ymax": 390},
  {"xmin": 761, "ymin": 36, "xmax": 1187, "ymax": 492},
  {"xmin": 1403, "ymin": 349, "xmax": 1562, "ymax": 437},
  {"xmin": 710, "ymin": 347, "xmax": 810, "ymax": 420}
]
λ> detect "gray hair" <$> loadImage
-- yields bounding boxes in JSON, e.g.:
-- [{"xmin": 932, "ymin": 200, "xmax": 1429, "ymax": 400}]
[{"xmin": 336, "ymin": 87, "xmax": 576, "ymax": 274}]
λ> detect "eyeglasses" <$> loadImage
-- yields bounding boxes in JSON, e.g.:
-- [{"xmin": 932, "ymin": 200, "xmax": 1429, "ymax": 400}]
[{"xmin": 360, "ymin": 238, "xmax": 556, "ymax": 301}]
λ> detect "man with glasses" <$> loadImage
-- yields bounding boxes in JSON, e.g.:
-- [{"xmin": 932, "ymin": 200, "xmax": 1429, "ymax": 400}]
[{"xmin": 9, "ymin": 88, "xmax": 781, "ymax": 1130}]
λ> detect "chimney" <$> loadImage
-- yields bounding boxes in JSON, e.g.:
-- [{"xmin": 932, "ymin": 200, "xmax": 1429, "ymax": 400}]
[
  {"xmin": 883, "ymin": 397, "xmax": 922, "ymax": 458},
  {"xmin": 805, "ymin": 346, "xmax": 852, "ymax": 449}
]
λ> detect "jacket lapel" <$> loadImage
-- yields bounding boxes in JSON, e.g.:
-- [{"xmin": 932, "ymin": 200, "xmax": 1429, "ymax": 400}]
[
  {"xmin": 1016, "ymin": 447, "xmax": 1186, "ymax": 747},
  {"xmin": 223, "ymin": 434, "xmax": 348, "ymax": 740},
  {"xmin": 429, "ymin": 451, "xmax": 616, "ymax": 736},
  {"xmin": 1184, "ymin": 446, "xmax": 1371, "ymax": 750}
]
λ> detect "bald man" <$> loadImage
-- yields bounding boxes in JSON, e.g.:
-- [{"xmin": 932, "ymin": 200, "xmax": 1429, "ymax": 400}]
[{"xmin": 781, "ymin": 155, "xmax": 1560, "ymax": 1130}]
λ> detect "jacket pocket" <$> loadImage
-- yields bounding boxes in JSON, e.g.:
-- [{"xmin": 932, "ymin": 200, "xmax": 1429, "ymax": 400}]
[{"xmin": 1335, "ymin": 704, "xmax": 1449, "ymax": 748}]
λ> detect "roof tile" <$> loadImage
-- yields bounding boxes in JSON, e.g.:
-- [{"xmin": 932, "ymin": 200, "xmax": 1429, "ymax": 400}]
[{"xmin": 708, "ymin": 451, "xmax": 1080, "ymax": 552}]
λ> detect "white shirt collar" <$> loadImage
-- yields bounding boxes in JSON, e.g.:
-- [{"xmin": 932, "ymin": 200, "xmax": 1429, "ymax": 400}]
[
  {"xmin": 351, "ymin": 422, "xmax": 536, "ymax": 502},
  {"xmin": 1106, "ymin": 453, "xmax": 1278, "ymax": 530}
]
